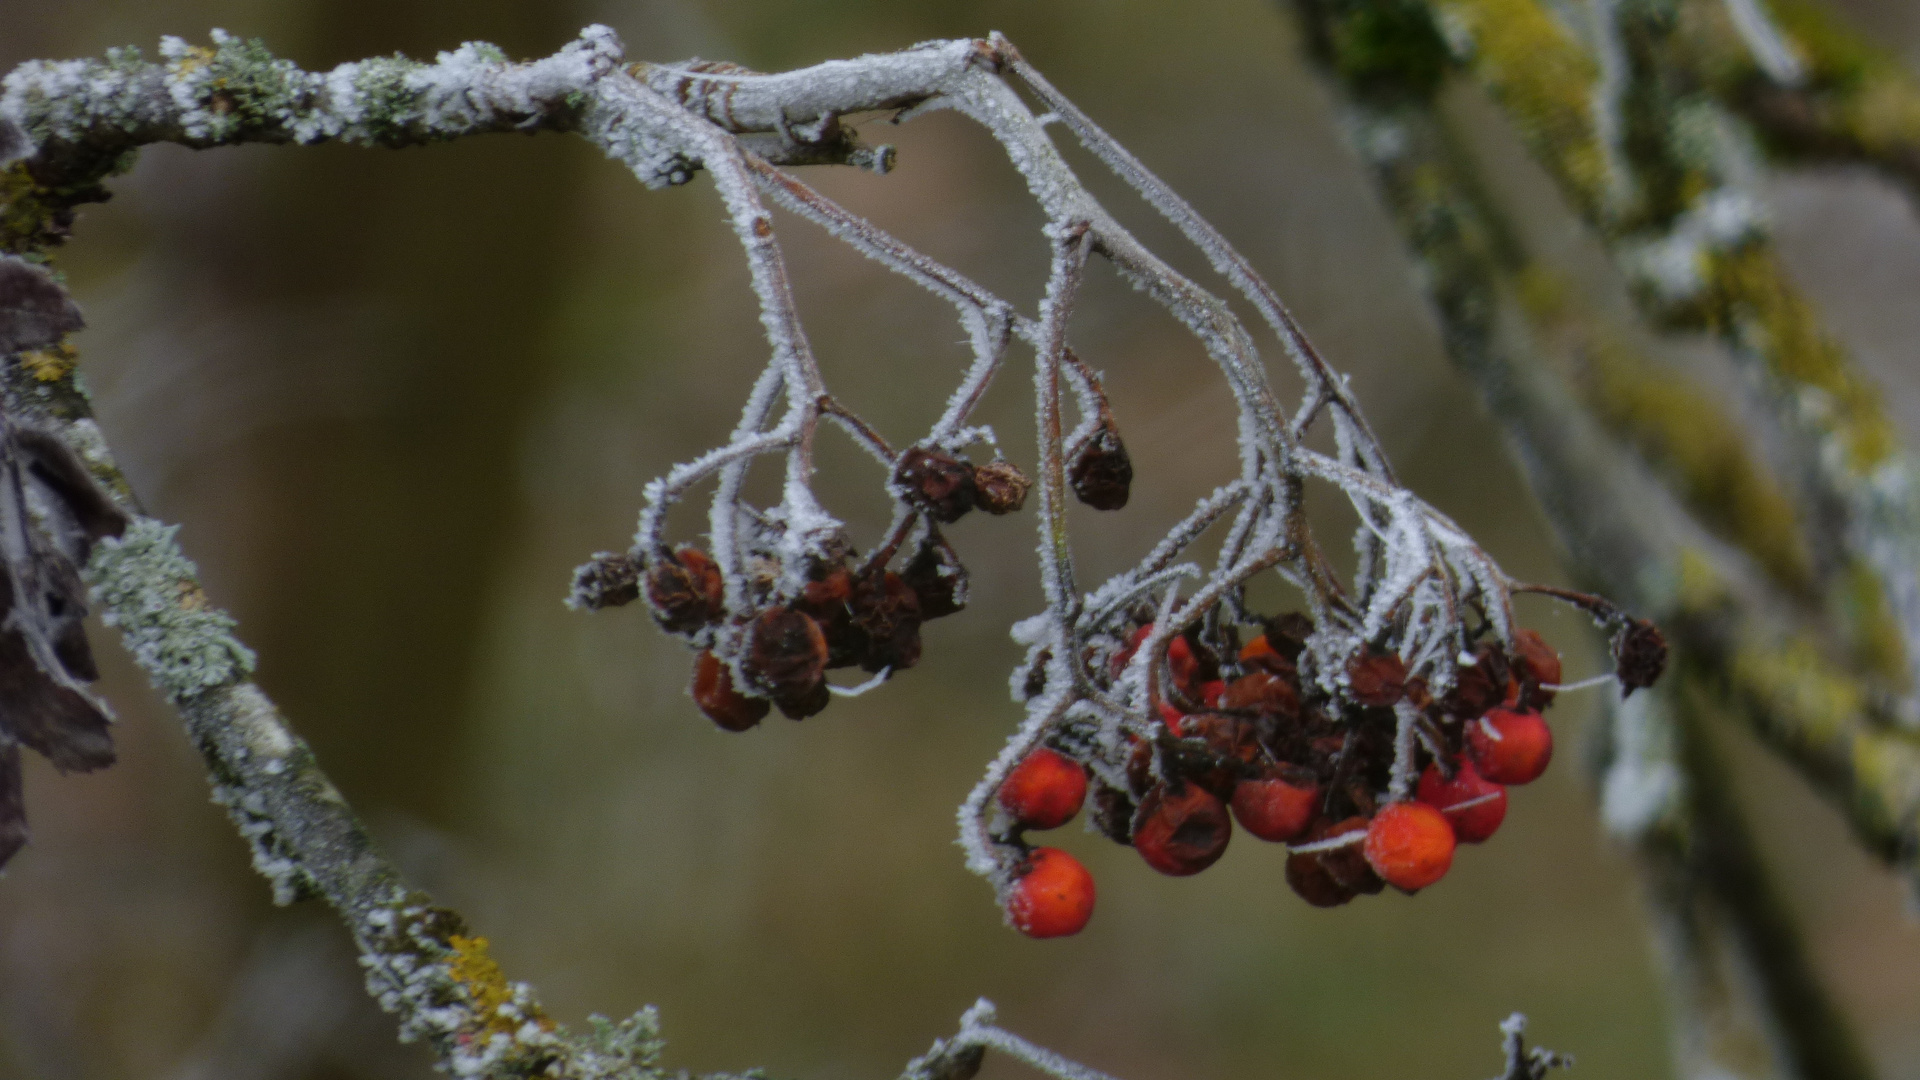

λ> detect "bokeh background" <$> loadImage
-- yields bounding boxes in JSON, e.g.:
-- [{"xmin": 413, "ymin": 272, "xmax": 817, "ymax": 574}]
[{"xmin": 2, "ymin": 1, "xmax": 1920, "ymax": 1077}]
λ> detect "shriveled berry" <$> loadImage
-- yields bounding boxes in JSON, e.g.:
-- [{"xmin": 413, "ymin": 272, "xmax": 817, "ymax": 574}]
[
  {"xmin": 1006, "ymin": 847, "xmax": 1095, "ymax": 938},
  {"xmin": 1443, "ymin": 644, "xmax": 1506, "ymax": 719},
  {"xmin": 1347, "ymin": 649, "xmax": 1407, "ymax": 706},
  {"xmin": 849, "ymin": 571, "xmax": 923, "ymax": 673},
  {"xmin": 1286, "ymin": 847, "xmax": 1356, "ymax": 908},
  {"xmin": 1415, "ymin": 760, "xmax": 1507, "ymax": 843},
  {"xmin": 1265, "ymin": 613, "xmax": 1314, "ymax": 658},
  {"xmin": 1174, "ymin": 712, "xmax": 1257, "ymax": 799},
  {"xmin": 1090, "ymin": 783, "xmax": 1138, "ymax": 845},
  {"xmin": 691, "ymin": 651, "xmax": 768, "ymax": 732},
  {"xmin": 973, "ymin": 460, "xmax": 1032, "ymax": 515},
  {"xmin": 1614, "ymin": 617, "xmax": 1668, "ymax": 696},
  {"xmin": 1467, "ymin": 707, "xmax": 1554, "ymax": 785},
  {"xmin": 1068, "ymin": 419, "xmax": 1132, "ymax": 511},
  {"xmin": 571, "ymin": 551, "xmax": 641, "ymax": 610},
  {"xmin": 741, "ymin": 607, "xmax": 829, "ymax": 702},
  {"xmin": 1231, "ymin": 775, "xmax": 1318, "ymax": 842},
  {"xmin": 1000, "ymin": 747, "xmax": 1089, "ymax": 830},
  {"xmin": 1310, "ymin": 816, "xmax": 1384, "ymax": 895},
  {"xmin": 1133, "ymin": 782, "xmax": 1231, "ymax": 876},
  {"xmin": 644, "ymin": 547, "xmax": 725, "ymax": 632},
  {"xmin": 1511, "ymin": 628, "xmax": 1561, "ymax": 707},
  {"xmin": 774, "ymin": 680, "xmax": 831, "ymax": 720},
  {"xmin": 1363, "ymin": 802, "xmax": 1455, "ymax": 892},
  {"xmin": 1221, "ymin": 671, "xmax": 1299, "ymax": 719},
  {"xmin": 897, "ymin": 447, "xmax": 976, "ymax": 523},
  {"xmin": 901, "ymin": 542, "xmax": 967, "ymax": 619}
]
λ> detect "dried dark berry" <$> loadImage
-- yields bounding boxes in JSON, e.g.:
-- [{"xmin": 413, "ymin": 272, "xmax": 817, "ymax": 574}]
[
  {"xmin": 644, "ymin": 547, "xmax": 725, "ymax": 632},
  {"xmin": 570, "ymin": 551, "xmax": 642, "ymax": 610},
  {"xmin": 1133, "ymin": 782, "xmax": 1231, "ymax": 876},
  {"xmin": 1310, "ymin": 816, "xmax": 1385, "ymax": 895},
  {"xmin": 1090, "ymin": 782, "xmax": 1138, "ymax": 845},
  {"xmin": 1237, "ymin": 634, "xmax": 1297, "ymax": 679},
  {"xmin": 1068, "ymin": 419, "xmax": 1132, "ymax": 511},
  {"xmin": 796, "ymin": 565, "xmax": 864, "ymax": 669},
  {"xmin": 1347, "ymin": 649, "xmax": 1407, "ymax": 707},
  {"xmin": 849, "ymin": 571, "xmax": 923, "ymax": 673},
  {"xmin": 774, "ymin": 679, "xmax": 831, "ymax": 720},
  {"xmin": 691, "ymin": 650, "xmax": 768, "ymax": 732},
  {"xmin": 1286, "ymin": 846, "xmax": 1355, "ymax": 908},
  {"xmin": 1614, "ymin": 618, "xmax": 1667, "ymax": 696},
  {"xmin": 1442, "ymin": 643, "xmax": 1507, "ymax": 719},
  {"xmin": 972, "ymin": 460, "xmax": 1032, "ymax": 515},
  {"xmin": 901, "ymin": 541, "xmax": 967, "ymax": 619},
  {"xmin": 1511, "ymin": 627, "xmax": 1562, "ymax": 707},
  {"xmin": 897, "ymin": 447, "xmax": 977, "ymax": 524},
  {"xmin": 1221, "ymin": 671, "xmax": 1300, "ymax": 720},
  {"xmin": 741, "ymin": 606, "xmax": 829, "ymax": 702}
]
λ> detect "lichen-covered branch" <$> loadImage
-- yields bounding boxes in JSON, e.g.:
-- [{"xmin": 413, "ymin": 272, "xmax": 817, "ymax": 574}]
[{"xmin": 1289, "ymin": 7, "xmax": 1886, "ymax": 1074}]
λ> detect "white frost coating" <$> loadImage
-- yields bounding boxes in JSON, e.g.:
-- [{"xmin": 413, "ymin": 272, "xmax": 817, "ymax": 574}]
[{"xmin": 85, "ymin": 517, "xmax": 256, "ymax": 700}]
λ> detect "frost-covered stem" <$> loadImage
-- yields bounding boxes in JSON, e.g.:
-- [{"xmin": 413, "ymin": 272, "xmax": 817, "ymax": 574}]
[{"xmin": 1032, "ymin": 224, "xmax": 1091, "ymax": 628}]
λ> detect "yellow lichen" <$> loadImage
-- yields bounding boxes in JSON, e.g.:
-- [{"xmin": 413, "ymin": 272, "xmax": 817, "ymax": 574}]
[
  {"xmin": 445, "ymin": 935, "xmax": 552, "ymax": 1041},
  {"xmin": 19, "ymin": 340, "xmax": 76, "ymax": 382},
  {"xmin": 1838, "ymin": 559, "xmax": 1910, "ymax": 690},
  {"xmin": 1704, "ymin": 244, "xmax": 1896, "ymax": 471},
  {"xmin": 1758, "ymin": 0, "xmax": 1920, "ymax": 157},
  {"xmin": 1579, "ymin": 334, "xmax": 1814, "ymax": 590},
  {"xmin": 1434, "ymin": 0, "xmax": 1611, "ymax": 214}
]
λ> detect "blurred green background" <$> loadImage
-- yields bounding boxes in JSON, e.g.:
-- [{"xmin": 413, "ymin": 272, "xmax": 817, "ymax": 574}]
[{"xmin": 2, "ymin": 0, "xmax": 1920, "ymax": 1077}]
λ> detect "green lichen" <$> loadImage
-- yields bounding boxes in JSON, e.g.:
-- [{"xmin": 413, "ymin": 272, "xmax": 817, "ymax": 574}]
[
  {"xmin": 191, "ymin": 33, "xmax": 310, "ymax": 141},
  {"xmin": 85, "ymin": 516, "xmax": 256, "ymax": 701},
  {"xmin": 1431, "ymin": 0, "xmax": 1612, "ymax": 214},
  {"xmin": 1702, "ymin": 244, "xmax": 1897, "ymax": 472},
  {"xmin": 352, "ymin": 55, "xmax": 429, "ymax": 146},
  {"xmin": 1308, "ymin": 0, "xmax": 1451, "ymax": 100},
  {"xmin": 1575, "ymin": 329, "xmax": 1814, "ymax": 590}
]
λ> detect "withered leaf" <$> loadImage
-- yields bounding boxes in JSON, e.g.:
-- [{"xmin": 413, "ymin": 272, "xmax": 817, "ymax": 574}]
[{"xmin": 0, "ymin": 255, "xmax": 84, "ymax": 357}]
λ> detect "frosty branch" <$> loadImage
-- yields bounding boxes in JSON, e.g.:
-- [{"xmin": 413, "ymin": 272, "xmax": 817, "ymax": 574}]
[{"xmin": 1, "ymin": 24, "xmax": 1647, "ymax": 1077}]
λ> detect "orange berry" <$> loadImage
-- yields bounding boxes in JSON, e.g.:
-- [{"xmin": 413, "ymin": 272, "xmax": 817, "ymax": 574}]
[
  {"xmin": 999, "ymin": 748, "xmax": 1089, "ymax": 830},
  {"xmin": 1230, "ymin": 776, "xmax": 1318, "ymax": 842},
  {"xmin": 690, "ymin": 651, "xmax": 768, "ymax": 732},
  {"xmin": 1467, "ymin": 708, "xmax": 1553, "ymax": 785},
  {"xmin": 1006, "ymin": 847, "xmax": 1096, "ymax": 938},
  {"xmin": 1415, "ymin": 760, "xmax": 1507, "ymax": 843},
  {"xmin": 1363, "ymin": 802, "xmax": 1455, "ymax": 892},
  {"xmin": 1133, "ymin": 783, "xmax": 1231, "ymax": 876}
]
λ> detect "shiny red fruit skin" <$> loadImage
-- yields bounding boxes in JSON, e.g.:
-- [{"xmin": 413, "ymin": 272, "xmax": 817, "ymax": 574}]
[
  {"xmin": 1134, "ymin": 783, "xmax": 1232, "ymax": 876},
  {"xmin": 999, "ymin": 747, "xmax": 1089, "ymax": 830},
  {"xmin": 1363, "ymin": 802, "xmax": 1456, "ymax": 892},
  {"xmin": 1415, "ymin": 761, "xmax": 1507, "ymax": 843},
  {"xmin": 1230, "ymin": 777, "xmax": 1319, "ymax": 842},
  {"xmin": 1006, "ymin": 847, "xmax": 1096, "ymax": 938},
  {"xmin": 1467, "ymin": 708, "xmax": 1554, "ymax": 785}
]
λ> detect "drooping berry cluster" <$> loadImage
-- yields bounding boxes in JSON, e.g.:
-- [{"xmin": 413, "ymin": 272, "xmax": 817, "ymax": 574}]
[
  {"xmin": 992, "ymin": 609, "xmax": 1666, "ymax": 937},
  {"xmin": 573, "ymin": 442, "xmax": 1062, "ymax": 728}
]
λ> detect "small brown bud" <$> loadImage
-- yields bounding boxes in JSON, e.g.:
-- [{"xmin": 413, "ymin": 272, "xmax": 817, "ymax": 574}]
[
  {"xmin": 644, "ymin": 547, "xmax": 726, "ymax": 632},
  {"xmin": 1068, "ymin": 420, "xmax": 1132, "ymax": 511},
  {"xmin": 896, "ymin": 447, "xmax": 976, "ymax": 524},
  {"xmin": 571, "ymin": 551, "xmax": 641, "ymax": 610},
  {"xmin": 972, "ymin": 460, "xmax": 1031, "ymax": 515},
  {"xmin": 1614, "ymin": 618, "xmax": 1668, "ymax": 696},
  {"xmin": 1347, "ymin": 650, "xmax": 1407, "ymax": 707},
  {"xmin": 901, "ymin": 542, "xmax": 967, "ymax": 619},
  {"xmin": 691, "ymin": 650, "xmax": 768, "ymax": 732},
  {"xmin": 741, "ymin": 607, "xmax": 829, "ymax": 702}
]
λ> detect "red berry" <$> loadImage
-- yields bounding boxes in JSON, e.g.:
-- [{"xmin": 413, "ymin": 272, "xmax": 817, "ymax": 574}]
[
  {"xmin": 1363, "ymin": 802, "xmax": 1456, "ymax": 892},
  {"xmin": 690, "ymin": 651, "xmax": 768, "ymax": 732},
  {"xmin": 1133, "ymin": 783, "xmax": 1231, "ymax": 876},
  {"xmin": 1006, "ymin": 847, "xmax": 1096, "ymax": 938},
  {"xmin": 1415, "ymin": 761, "xmax": 1507, "ymax": 843},
  {"xmin": 1157, "ymin": 699, "xmax": 1186, "ymax": 734},
  {"xmin": 999, "ymin": 748, "xmax": 1089, "ymax": 830},
  {"xmin": 1199, "ymin": 679, "xmax": 1226, "ymax": 708},
  {"xmin": 1231, "ymin": 776, "xmax": 1319, "ymax": 842},
  {"xmin": 1467, "ymin": 708, "xmax": 1554, "ymax": 785},
  {"xmin": 1167, "ymin": 636, "xmax": 1199, "ymax": 693},
  {"xmin": 1112, "ymin": 624, "xmax": 1154, "ymax": 677}
]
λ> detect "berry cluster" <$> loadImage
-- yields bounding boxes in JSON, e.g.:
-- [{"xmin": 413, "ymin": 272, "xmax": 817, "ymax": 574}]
[
  {"xmin": 573, "ymin": 444, "xmax": 1053, "ymax": 728},
  {"xmin": 995, "ymin": 610, "xmax": 1662, "ymax": 938}
]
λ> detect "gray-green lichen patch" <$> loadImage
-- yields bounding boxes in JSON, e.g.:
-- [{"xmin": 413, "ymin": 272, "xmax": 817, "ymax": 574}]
[{"xmin": 85, "ymin": 516, "xmax": 255, "ymax": 701}]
